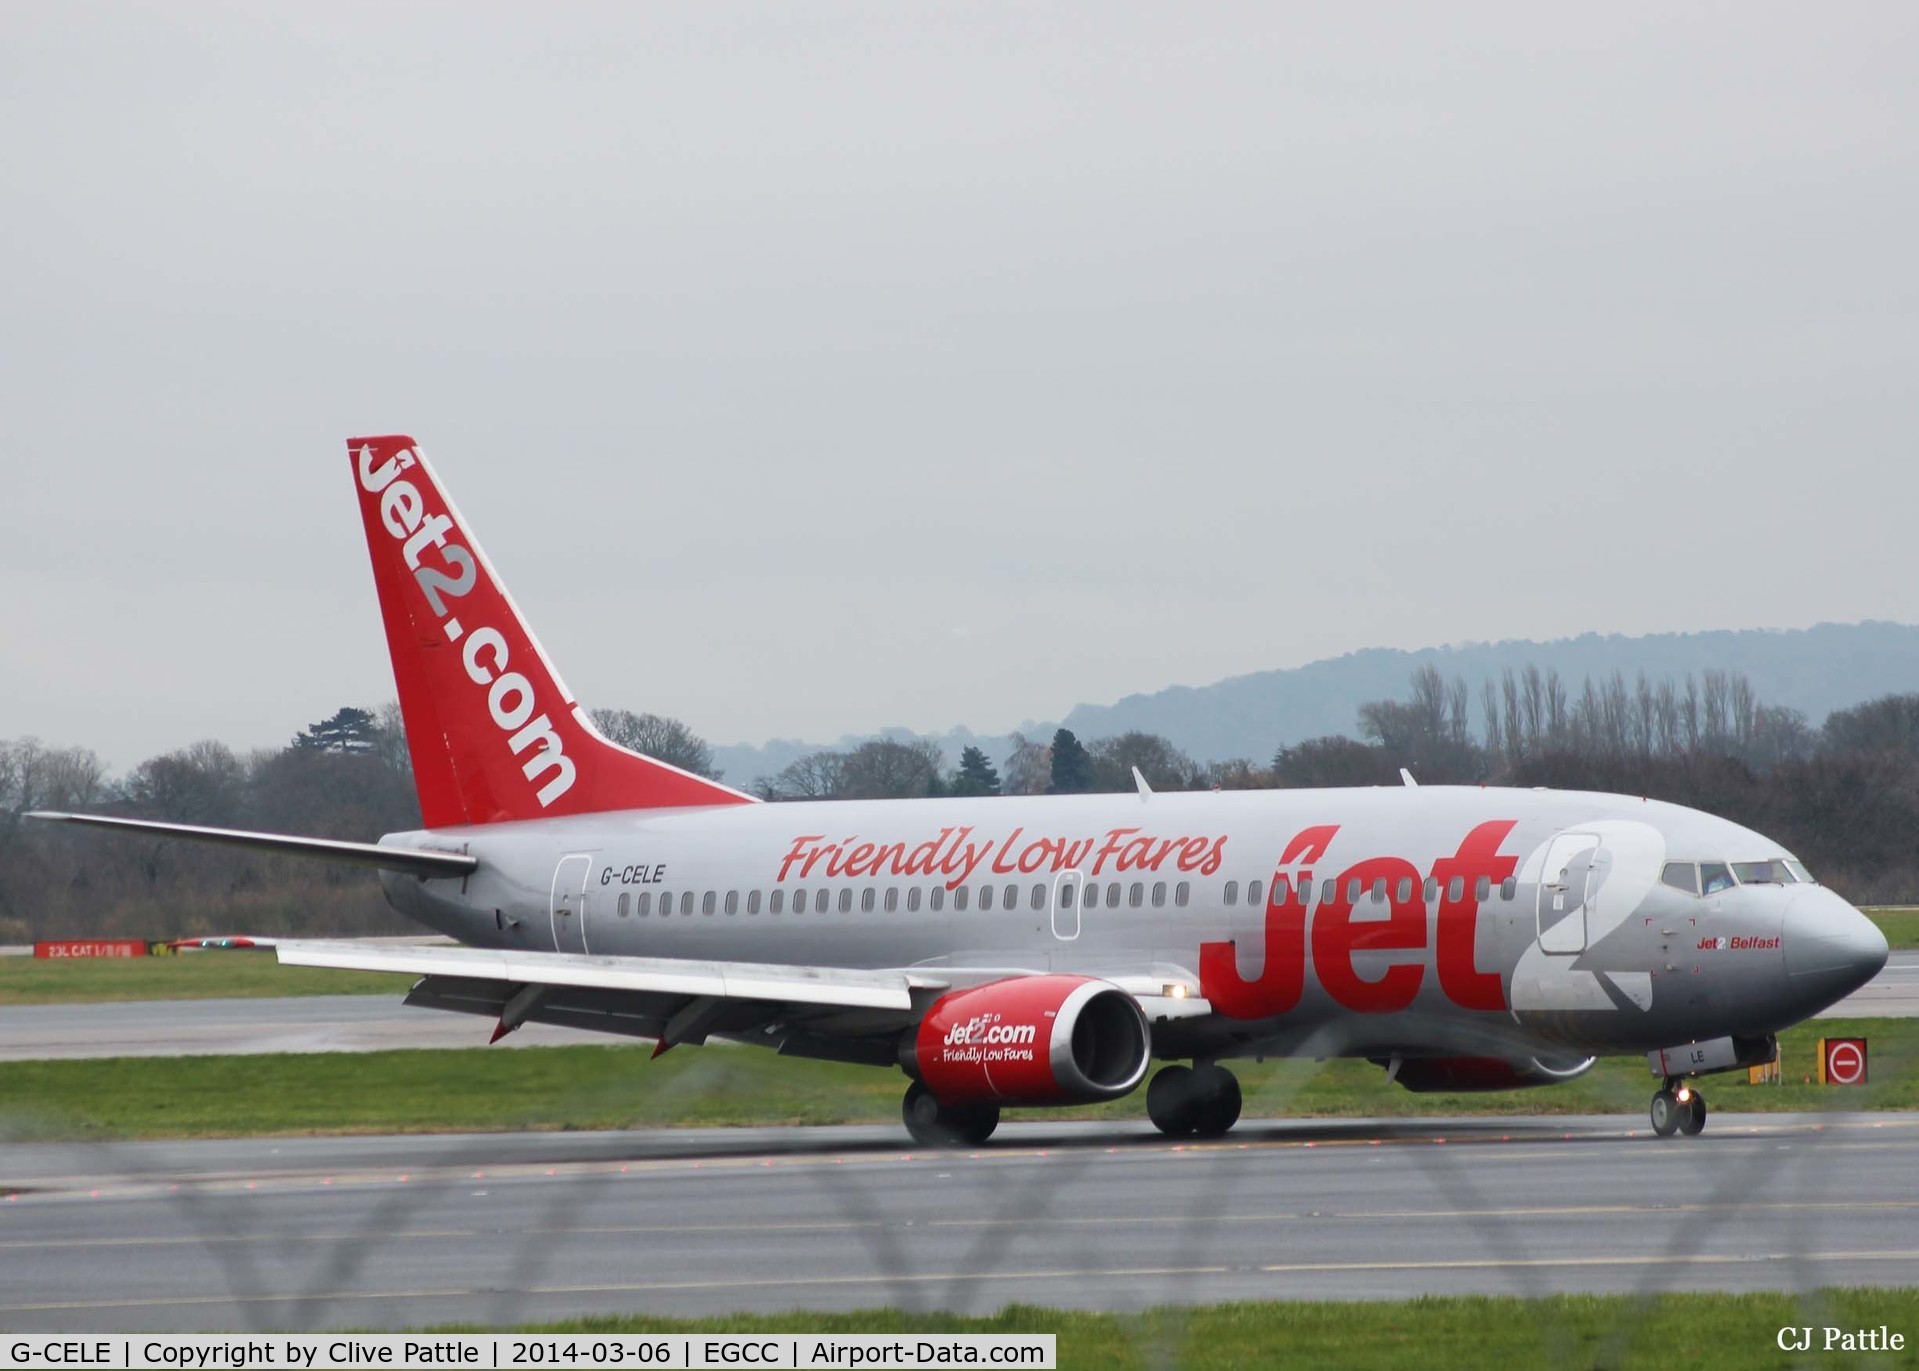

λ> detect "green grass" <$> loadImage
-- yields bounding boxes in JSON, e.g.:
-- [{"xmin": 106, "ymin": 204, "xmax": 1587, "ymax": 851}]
[
  {"xmin": 0, "ymin": 951, "xmax": 412, "ymax": 1004},
  {"xmin": 2, "ymin": 1016, "xmax": 1911, "ymax": 1143},
  {"xmin": 1866, "ymin": 906, "xmax": 1919, "ymax": 950},
  {"xmin": 486, "ymin": 1291, "xmax": 1919, "ymax": 1370}
]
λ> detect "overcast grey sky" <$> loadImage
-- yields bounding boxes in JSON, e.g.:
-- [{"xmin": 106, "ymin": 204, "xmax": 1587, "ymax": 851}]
[{"xmin": 3, "ymin": 3, "xmax": 1915, "ymax": 773}]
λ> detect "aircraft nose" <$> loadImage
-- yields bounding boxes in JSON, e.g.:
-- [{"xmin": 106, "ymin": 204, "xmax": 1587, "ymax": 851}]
[{"xmin": 1782, "ymin": 889, "xmax": 1889, "ymax": 1006}]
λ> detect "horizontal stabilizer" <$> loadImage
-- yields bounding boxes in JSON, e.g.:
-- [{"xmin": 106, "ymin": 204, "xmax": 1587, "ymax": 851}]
[{"xmin": 24, "ymin": 812, "xmax": 477, "ymax": 878}]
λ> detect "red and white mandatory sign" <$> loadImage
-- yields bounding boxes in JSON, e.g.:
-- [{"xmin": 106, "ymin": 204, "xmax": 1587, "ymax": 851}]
[{"xmin": 1820, "ymin": 1037, "xmax": 1869, "ymax": 1086}]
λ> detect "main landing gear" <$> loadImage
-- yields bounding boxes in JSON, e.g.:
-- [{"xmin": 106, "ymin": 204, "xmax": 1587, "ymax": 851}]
[
  {"xmin": 901, "ymin": 1081, "xmax": 1000, "ymax": 1147},
  {"xmin": 1146, "ymin": 1063, "xmax": 1242, "ymax": 1138},
  {"xmin": 1650, "ymin": 1077, "xmax": 1708, "ymax": 1138}
]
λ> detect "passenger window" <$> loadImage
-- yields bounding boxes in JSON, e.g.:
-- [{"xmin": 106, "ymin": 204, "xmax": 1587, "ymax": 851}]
[
  {"xmin": 724, "ymin": 891, "xmax": 738, "ymax": 916},
  {"xmin": 1031, "ymin": 884, "xmax": 1045, "ymax": 911},
  {"xmin": 617, "ymin": 892, "xmax": 630, "ymax": 917},
  {"xmin": 677, "ymin": 892, "xmax": 691, "ymax": 916},
  {"xmin": 1060, "ymin": 883, "xmax": 1075, "ymax": 908},
  {"xmin": 884, "ymin": 888, "xmax": 898, "ymax": 913},
  {"xmin": 747, "ymin": 890, "xmax": 761, "ymax": 915},
  {"xmin": 1700, "ymin": 862, "xmax": 1734, "ymax": 895},
  {"xmin": 791, "ymin": 889, "xmax": 805, "ymax": 914},
  {"xmin": 954, "ymin": 886, "xmax": 970, "ymax": 912},
  {"xmin": 1396, "ymin": 877, "xmax": 1412, "ymax": 903},
  {"xmin": 839, "ymin": 888, "xmax": 853, "ymax": 914},
  {"xmin": 1006, "ymin": 884, "xmax": 1019, "ymax": 910},
  {"xmin": 637, "ymin": 891, "xmax": 651, "ymax": 916},
  {"xmin": 906, "ymin": 887, "xmax": 921, "ymax": 912},
  {"xmin": 1152, "ymin": 882, "xmax": 1166, "ymax": 908},
  {"xmin": 1084, "ymin": 883, "xmax": 1100, "ymax": 910},
  {"xmin": 1248, "ymin": 879, "xmax": 1264, "ymax": 907},
  {"xmin": 769, "ymin": 889, "xmax": 784, "ymax": 915},
  {"xmin": 1346, "ymin": 878, "xmax": 1361, "ymax": 904},
  {"xmin": 1370, "ymin": 877, "xmax": 1386, "ymax": 902},
  {"xmin": 980, "ymin": 885, "xmax": 994, "ymax": 911},
  {"xmin": 1322, "ymin": 878, "xmax": 1336, "ymax": 903},
  {"xmin": 1446, "ymin": 877, "xmax": 1463, "ymax": 904},
  {"xmin": 1224, "ymin": 880, "xmax": 1239, "ymax": 907},
  {"xmin": 1660, "ymin": 862, "xmax": 1699, "ymax": 895},
  {"xmin": 860, "ymin": 888, "xmax": 875, "ymax": 912},
  {"xmin": 1272, "ymin": 876, "xmax": 1288, "ymax": 904},
  {"xmin": 930, "ymin": 886, "xmax": 945, "ymax": 912},
  {"xmin": 1474, "ymin": 876, "xmax": 1489, "ymax": 901},
  {"xmin": 1499, "ymin": 877, "xmax": 1517, "ymax": 901},
  {"xmin": 657, "ymin": 891, "xmax": 671, "ymax": 914},
  {"xmin": 1424, "ymin": 877, "xmax": 1438, "ymax": 902},
  {"xmin": 1175, "ymin": 881, "xmax": 1190, "ymax": 908},
  {"xmin": 1130, "ymin": 882, "xmax": 1144, "ymax": 908}
]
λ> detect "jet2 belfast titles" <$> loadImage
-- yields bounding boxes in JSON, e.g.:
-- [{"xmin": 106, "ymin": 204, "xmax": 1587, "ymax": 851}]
[{"xmin": 34, "ymin": 435, "xmax": 1890, "ymax": 1144}]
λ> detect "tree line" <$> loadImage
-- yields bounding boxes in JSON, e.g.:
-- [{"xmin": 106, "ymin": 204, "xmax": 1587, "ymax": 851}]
[
  {"xmin": 754, "ymin": 667, "xmax": 1919, "ymax": 904},
  {"xmin": 4, "ymin": 669, "xmax": 1918, "ymax": 941}
]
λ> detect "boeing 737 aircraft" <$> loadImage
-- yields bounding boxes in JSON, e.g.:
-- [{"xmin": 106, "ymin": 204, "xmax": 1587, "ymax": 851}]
[{"xmin": 33, "ymin": 436, "xmax": 1890, "ymax": 1144}]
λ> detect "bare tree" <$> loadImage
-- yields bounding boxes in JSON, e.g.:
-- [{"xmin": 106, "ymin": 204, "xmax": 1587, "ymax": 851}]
[
  {"xmin": 839, "ymin": 739, "xmax": 944, "ymax": 799},
  {"xmin": 755, "ymin": 750, "xmax": 848, "ymax": 801},
  {"xmin": 1001, "ymin": 732, "xmax": 1052, "ymax": 796},
  {"xmin": 373, "ymin": 700, "xmax": 413, "ymax": 777},
  {"xmin": 589, "ymin": 709, "xmax": 721, "ymax": 779},
  {"xmin": 1088, "ymin": 732, "xmax": 1203, "ymax": 791}
]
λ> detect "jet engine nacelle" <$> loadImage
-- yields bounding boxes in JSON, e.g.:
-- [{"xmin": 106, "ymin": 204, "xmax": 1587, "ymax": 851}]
[
  {"xmin": 1384, "ymin": 1054, "xmax": 1597, "ymax": 1093},
  {"xmin": 902, "ymin": 974, "xmax": 1151, "ymax": 1107}
]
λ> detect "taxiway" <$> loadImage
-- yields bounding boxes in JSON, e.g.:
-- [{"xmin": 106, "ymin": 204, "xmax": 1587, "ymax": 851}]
[{"xmin": 3, "ymin": 1113, "xmax": 1916, "ymax": 1332}]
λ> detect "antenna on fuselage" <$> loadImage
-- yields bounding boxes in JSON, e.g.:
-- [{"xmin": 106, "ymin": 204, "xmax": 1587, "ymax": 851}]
[
  {"xmin": 1132, "ymin": 767, "xmax": 1153, "ymax": 800},
  {"xmin": 1399, "ymin": 768, "xmax": 1419, "ymax": 788}
]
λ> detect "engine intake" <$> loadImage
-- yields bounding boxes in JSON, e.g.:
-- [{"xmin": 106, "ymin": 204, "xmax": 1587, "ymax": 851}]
[
  {"xmin": 1383, "ymin": 1054, "xmax": 1596, "ymax": 1093},
  {"xmin": 903, "ymin": 974, "xmax": 1151, "ymax": 1106}
]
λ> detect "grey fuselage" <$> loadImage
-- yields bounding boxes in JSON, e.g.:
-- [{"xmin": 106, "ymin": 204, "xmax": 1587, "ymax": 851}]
[{"xmin": 378, "ymin": 785, "xmax": 1887, "ymax": 1068}]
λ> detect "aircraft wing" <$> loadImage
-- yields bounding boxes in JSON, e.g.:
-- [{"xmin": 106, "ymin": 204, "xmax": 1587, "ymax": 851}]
[{"xmin": 274, "ymin": 939, "xmax": 955, "ymax": 1062}]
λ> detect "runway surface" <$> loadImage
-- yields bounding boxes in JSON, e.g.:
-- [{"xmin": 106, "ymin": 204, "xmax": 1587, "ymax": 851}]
[
  {"xmin": 3, "ymin": 952, "xmax": 1914, "ymax": 1061},
  {"xmin": 3, "ymin": 1112, "xmax": 1918, "ymax": 1332},
  {"xmin": 1818, "ymin": 948, "xmax": 1919, "ymax": 1017},
  {"xmin": 0, "ymin": 994, "xmax": 609, "ymax": 1059}
]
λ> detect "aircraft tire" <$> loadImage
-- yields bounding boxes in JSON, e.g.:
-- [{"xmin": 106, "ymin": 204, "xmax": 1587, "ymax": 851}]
[
  {"xmin": 1190, "ymin": 1064, "xmax": 1242, "ymax": 1138},
  {"xmin": 901, "ymin": 1082, "xmax": 999, "ymax": 1147},
  {"xmin": 1147, "ymin": 1065, "xmax": 1200, "ymax": 1136},
  {"xmin": 1678, "ymin": 1092, "xmax": 1707, "ymax": 1137},
  {"xmin": 1649, "ymin": 1088, "xmax": 1682, "ymax": 1138}
]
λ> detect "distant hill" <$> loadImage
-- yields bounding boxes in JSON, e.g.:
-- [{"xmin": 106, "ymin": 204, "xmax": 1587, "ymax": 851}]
[{"xmin": 707, "ymin": 621, "xmax": 1919, "ymax": 784}]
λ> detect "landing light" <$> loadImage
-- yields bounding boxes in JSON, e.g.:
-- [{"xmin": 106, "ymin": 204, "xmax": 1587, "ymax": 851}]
[
  {"xmin": 1676, "ymin": 1086, "xmax": 1693, "ymax": 1103},
  {"xmin": 1166, "ymin": 984, "xmax": 1189, "ymax": 999}
]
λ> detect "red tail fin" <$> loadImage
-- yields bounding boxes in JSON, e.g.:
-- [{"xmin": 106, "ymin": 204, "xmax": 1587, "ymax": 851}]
[{"xmin": 348, "ymin": 435, "xmax": 754, "ymax": 826}]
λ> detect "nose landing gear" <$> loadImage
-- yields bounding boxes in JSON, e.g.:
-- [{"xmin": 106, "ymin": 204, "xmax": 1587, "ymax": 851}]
[
  {"xmin": 1650, "ymin": 1077, "xmax": 1708, "ymax": 1138},
  {"xmin": 1146, "ymin": 1062, "xmax": 1243, "ymax": 1138}
]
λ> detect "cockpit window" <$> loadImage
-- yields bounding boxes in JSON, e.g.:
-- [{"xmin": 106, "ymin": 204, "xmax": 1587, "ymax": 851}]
[
  {"xmin": 1732, "ymin": 860, "xmax": 1796, "ymax": 886},
  {"xmin": 1785, "ymin": 859, "xmax": 1815, "ymax": 884},
  {"xmin": 1700, "ymin": 862, "xmax": 1734, "ymax": 895},
  {"xmin": 1660, "ymin": 862, "xmax": 1699, "ymax": 895}
]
